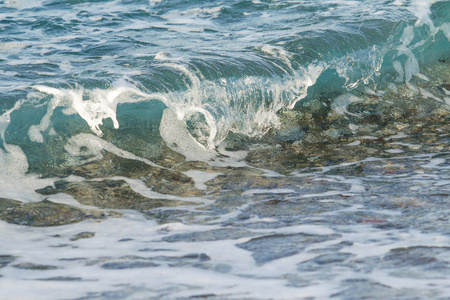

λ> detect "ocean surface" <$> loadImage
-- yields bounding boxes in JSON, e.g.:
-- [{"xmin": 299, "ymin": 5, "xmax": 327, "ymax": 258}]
[{"xmin": 0, "ymin": 0, "xmax": 449, "ymax": 299}]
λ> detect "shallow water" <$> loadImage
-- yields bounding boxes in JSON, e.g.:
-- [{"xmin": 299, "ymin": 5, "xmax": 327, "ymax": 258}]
[
  {"xmin": 0, "ymin": 0, "xmax": 450, "ymax": 299},
  {"xmin": 1, "ymin": 133, "xmax": 449, "ymax": 299}
]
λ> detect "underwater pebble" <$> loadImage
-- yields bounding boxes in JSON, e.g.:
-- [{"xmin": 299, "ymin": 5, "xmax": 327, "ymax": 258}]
[
  {"xmin": 0, "ymin": 200, "xmax": 109, "ymax": 227},
  {"xmin": 70, "ymin": 232, "xmax": 95, "ymax": 241},
  {"xmin": 12, "ymin": 263, "xmax": 58, "ymax": 270},
  {"xmin": 0, "ymin": 255, "xmax": 16, "ymax": 268},
  {"xmin": 101, "ymin": 261, "xmax": 159, "ymax": 270}
]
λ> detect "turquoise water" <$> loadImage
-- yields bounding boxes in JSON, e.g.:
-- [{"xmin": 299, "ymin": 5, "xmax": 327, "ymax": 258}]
[
  {"xmin": 0, "ymin": 0, "xmax": 449, "ymax": 299},
  {"xmin": 1, "ymin": 0, "xmax": 449, "ymax": 158}
]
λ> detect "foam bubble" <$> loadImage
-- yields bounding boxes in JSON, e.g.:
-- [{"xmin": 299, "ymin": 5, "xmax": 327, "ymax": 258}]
[
  {"xmin": 392, "ymin": 0, "xmax": 404, "ymax": 5},
  {"xmin": 257, "ymin": 45, "xmax": 293, "ymax": 70},
  {"xmin": 396, "ymin": 26, "xmax": 421, "ymax": 91},
  {"xmin": 0, "ymin": 103, "xmax": 55, "ymax": 202},
  {"xmin": 0, "ymin": 144, "xmax": 29, "ymax": 178},
  {"xmin": 440, "ymin": 23, "xmax": 450, "ymax": 41},
  {"xmin": 34, "ymin": 85, "xmax": 151, "ymax": 137},
  {"xmin": 27, "ymin": 125, "xmax": 44, "ymax": 143},
  {"xmin": 182, "ymin": 170, "xmax": 222, "ymax": 190},
  {"xmin": 400, "ymin": 25, "xmax": 415, "ymax": 46},
  {"xmin": 154, "ymin": 51, "xmax": 171, "ymax": 60},
  {"xmin": 421, "ymin": 158, "xmax": 446, "ymax": 169},
  {"xmin": 159, "ymin": 108, "xmax": 216, "ymax": 161},
  {"xmin": 330, "ymin": 93, "xmax": 363, "ymax": 116},
  {"xmin": 392, "ymin": 60, "xmax": 404, "ymax": 82},
  {"xmin": 4, "ymin": 0, "xmax": 44, "ymax": 9},
  {"xmin": 419, "ymin": 87, "xmax": 442, "ymax": 102},
  {"xmin": 404, "ymin": 55, "xmax": 420, "ymax": 91},
  {"xmin": 0, "ymin": 100, "xmax": 29, "ymax": 177},
  {"xmin": 65, "ymin": 133, "xmax": 166, "ymax": 169},
  {"xmin": 409, "ymin": 0, "xmax": 438, "ymax": 33},
  {"xmin": 385, "ymin": 149, "xmax": 404, "ymax": 154},
  {"xmin": 0, "ymin": 42, "xmax": 26, "ymax": 50}
]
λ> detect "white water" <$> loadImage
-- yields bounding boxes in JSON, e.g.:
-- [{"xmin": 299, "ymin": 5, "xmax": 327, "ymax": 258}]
[{"xmin": 1, "ymin": 149, "xmax": 449, "ymax": 299}]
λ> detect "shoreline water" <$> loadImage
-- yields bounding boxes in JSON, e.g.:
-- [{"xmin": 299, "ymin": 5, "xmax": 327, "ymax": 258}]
[
  {"xmin": 1, "ymin": 63, "xmax": 449, "ymax": 299},
  {"xmin": 1, "ymin": 0, "xmax": 449, "ymax": 299}
]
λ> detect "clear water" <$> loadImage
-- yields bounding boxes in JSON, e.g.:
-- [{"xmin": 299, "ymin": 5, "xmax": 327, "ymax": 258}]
[{"xmin": 0, "ymin": 0, "xmax": 449, "ymax": 299}]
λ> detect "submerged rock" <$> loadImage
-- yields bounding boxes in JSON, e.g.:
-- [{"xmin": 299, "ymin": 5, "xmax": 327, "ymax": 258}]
[
  {"xmin": 12, "ymin": 262, "xmax": 58, "ymax": 270},
  {"xmin": 0, "ymin": 199, "xmax": 112, "ymax": 227},
  {"xmin": 0, "ymin": 198, "xmax": 21, "ymax": 211},
  {"xmin": 237, "ymin": 233, "xmax": 341, "ymax": 265},
  {"xmin": 37, "ymin": 179, "xmax": 195, "ymax": 210},
  {"xmin": 70, "ymin": 232, "xmax": 95, "ymax": 241},
  {"xmin": 38, "ymin": 276, "xmax": 84, "ymax": 281},
  {"xmin": 162, "ymin": 228, "xmax": 254, "ymax": 243},
  {"xmin": 247, "ymin": 111, "xmax": 450, "ymax": 174},
  {"xmin": 101, "ymin": 261, "xmax": 159, "ymax": 270},
  {"xmin": 0, "ymin": 255, "xmax": 16, "ymax": 268},
  {"xmin": 68, "ymin": 153, "xmax": 200, "ymax": 197}
]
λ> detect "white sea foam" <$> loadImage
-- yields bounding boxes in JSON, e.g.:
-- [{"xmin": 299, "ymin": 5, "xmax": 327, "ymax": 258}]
[
  {"xmin": 393, "ymin": 60, "xmax": 404, "ymax": 82},
  {"xmin": 30, "ymin": 57, "xmax": 324, "ymax": 165},
  {"xmin": 347, "ymin": 140, "xmax": 361, "ymax": 146},
  {"xmin": 33, "ymin": 83, "xmax": 219, "ymax": 161},
  {"xmin": 27, "ymin": 125, "xmax": 44, "ymax": 143},
  {"xmin": 64, "ymin": 133, "xmax": 166, "ymax": 169},
  {"xmin": 154, "ymin": 51, "xmax": 171, "ymax": 60},
  {"xmin": 257, "ymin": 44, "xmax": 294, "ymax": 70},
  {"xmin": 445, "ymin": 97, "xmax": 450, "ymax": 106},
  {"xmin": 0, "ymin": 143, "xmax": 449, "ymax": 299},
  {"xmin": 0, "ymin": 42, "xmax": 26, "ymax": 50},
  {"xmin": 159, "ymin": 108, "xmax": 217, "ymax": 161},
  {"xmin": 2, "ymin": 194, "xmax": 448, "ymax": 300},
  {"xmin": 421, "ymin": 158, "xmax": 446, "ymax": 169},
  {"xmin": 34, "ymin": 85, "xmax": 137, "ymax": 136},
  {"xmin": 385, "ymin": 148, "xmax": 405, "ymax": 154},
  {"xmin": 0, "ymin": 142, "xmax": 52, "ymax": 202},
  {"xmin": 1, "ymin": 1, "xmax": 449, "ymax": 299},
  {"xmin": 330, "ymin": 93, "xmax": 363, "ymax": 116},
  {"xmin": 0, "ymin": 100, "xmax": 54, "ymax": 202},
  {"xmin": 409, "ymin": 0, "xmax": 438, "ymax": 33},
  {"xmin": 391, "ymin": 0, "xmax": 443, "ymax": 95},
  {"xmin": 419, "ymin": 87, "xmax": 443, "ymax": 102},
  {"xmin": 182, "ymin": 170, "xmax": 222, "ymax": 190},
  {"xmin": 441, "ymin": 23, "xmax": 450, "ymax": 41}
]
